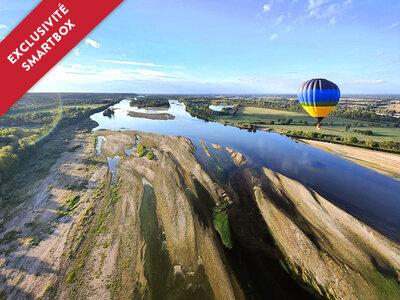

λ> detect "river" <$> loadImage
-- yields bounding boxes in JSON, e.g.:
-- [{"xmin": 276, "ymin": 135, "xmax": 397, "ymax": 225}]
[{"xmin": 91, "ymin": 99, "xmax": 400, "ymax": 241}]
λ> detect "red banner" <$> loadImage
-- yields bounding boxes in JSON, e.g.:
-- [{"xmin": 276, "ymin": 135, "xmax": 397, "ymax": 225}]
[{"xmin": 0, "ymin": 0, "xmax": 124, "ymax": 116}]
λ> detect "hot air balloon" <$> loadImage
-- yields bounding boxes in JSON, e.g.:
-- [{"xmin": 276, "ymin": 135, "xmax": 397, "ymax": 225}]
[{"xmin": 297, "ymin": 78, "xmax": 340, "ymax": 130}]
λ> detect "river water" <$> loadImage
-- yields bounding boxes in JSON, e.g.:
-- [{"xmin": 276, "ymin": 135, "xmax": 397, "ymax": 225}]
[{"xmin": 91, "ymin": 99, "xmax": 400, "ymax": 241}]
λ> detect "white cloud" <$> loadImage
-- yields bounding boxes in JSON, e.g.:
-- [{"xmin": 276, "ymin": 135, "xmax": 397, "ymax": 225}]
[
  {"xmin": 39, "ymin": 64, "xmax": 179, "ymax": 84},
  {"xmin": 73, "ymin": 48, "xmax": 79, "ymax": 56},
  {"xmin": 269, "ymin": 33, "xmax": 278, "ymax": 41},
  {"xmin": 0, "ymin": 24, "xmax": 7, "ymax": 29},
  {"xmin": 308, "ymin": 0, "xmax": 330, "ymax": 10},
  {"xmin": 376, "ymin": 50, "xmax": 383, "ymax": 55},
  {"xmin": 85, "ymin": 38, "xmax": 101, "ymax": 48},
  {"xmin": 351, "ymin": 47, "xmax": 359, "ymax": 53},
  {"xmin": 275, "ymin": 15, "xmax": 283, "ymax": 25},
  {"xmin": 263, "ymin": 2, "xmax": 273, "ymax": 12},
  {"xmin": 386, "ymin": 21, "xmax": 399, "ymax": 30},
  {"xmin": 373, "ymin": 79, "xmax": 385, "ymax": 84},
  {"xmin": 308, "ymin": 0, "xmax": 351, "ymax": 22},
  {"xmin": 98, "ymin": 59, "xmax": 182, "ymax": 68}
]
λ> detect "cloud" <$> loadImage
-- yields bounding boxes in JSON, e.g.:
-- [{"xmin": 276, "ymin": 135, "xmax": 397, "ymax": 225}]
[
  {"xmin": 386, "ymin": 21, "xmax": 399, "ymax": 30},
  {"xmin": 376, "ymin": 50, "xmax": 383, "ymax": 55},
  {"xmin": 73, "ymin": 48, "xmax": 79, "ymax": 56},
  {"xmin": 85, "ymin": 38, "xmax": 101, "ymax": 48},
  {"xmin": 351, "ymin": 47, "xmax": 359, "ymax": 53},
  {"xmin": 308, "ymin": 0, "xmax": 330, "ymax": 10},
  {"xmin": 39, "ymin": 64, "xmax": 179, "ymax": 85},
  {"xmin": 269, "ymin": 33, "xmax": 278, "ymax": 41},
  {"xmin": 275, "ymin": 15, "xmax": 283, "ymax": 25},
  {"xmin": 308, "ymin": 0, "xmax": 351, "ymax": 22},
  {"xmin": 0, "ymin": 24, "xmax": 7, "ymax": 29},
  {"xmin": 263, "ymin": 2, "xmax": 273, "ymax": 12},
  {"xmin": 98, "ymin": 59, "xmax": 182, "ymax": 68}
]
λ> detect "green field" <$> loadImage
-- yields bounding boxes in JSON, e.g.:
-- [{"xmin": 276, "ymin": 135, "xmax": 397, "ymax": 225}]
[{"xmin": 218, "ymin": 106, "xmax": 400, "ymax": 142}]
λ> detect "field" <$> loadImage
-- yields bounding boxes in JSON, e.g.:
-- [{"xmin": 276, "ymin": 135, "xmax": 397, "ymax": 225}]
[{"xmin": 218, "ymin": 106, "xmax": 400, "ymax": 142}]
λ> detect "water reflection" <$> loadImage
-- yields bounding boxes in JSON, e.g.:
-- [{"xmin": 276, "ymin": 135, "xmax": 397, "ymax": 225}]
[{"xmin": 91, "ymin": 99, "xmax": 400, "ymax": 241}]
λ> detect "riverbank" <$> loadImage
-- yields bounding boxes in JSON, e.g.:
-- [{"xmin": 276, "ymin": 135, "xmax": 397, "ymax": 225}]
[
  {"xmin": 186, "ymin": 104, "xmax": 400, "ymax": 154},
  {"xmin": 2, "ymin": 128, "xmax": 399, "ymax": 299},
  {"xmin": 301, "ymin": 139, "xmax": 400, "ymax": 180}
]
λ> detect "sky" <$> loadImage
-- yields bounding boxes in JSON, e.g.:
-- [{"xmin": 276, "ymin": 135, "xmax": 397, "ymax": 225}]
[{"xmin": 0, "ymin": 0, "xmax": 400, "ymax": 94}]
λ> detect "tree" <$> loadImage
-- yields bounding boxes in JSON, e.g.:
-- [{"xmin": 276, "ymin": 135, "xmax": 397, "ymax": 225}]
[{"xmin": 0, "ymin": 152, "xmax": 19, "ymax": 177}]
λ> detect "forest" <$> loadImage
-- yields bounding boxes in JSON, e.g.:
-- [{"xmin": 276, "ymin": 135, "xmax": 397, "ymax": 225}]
[
  {"xmin": 130, "ymin": 96, "xmax": 170, "ymax": 108},
  {"xmin": 0, "ymin": 93, "xmax": 131, "ymax": 180}
]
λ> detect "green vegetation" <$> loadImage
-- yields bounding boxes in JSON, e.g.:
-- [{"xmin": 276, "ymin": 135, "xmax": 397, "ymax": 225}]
[
  {"xmin": 178, "ymin": 95, "xmax": 400, "ymax": 153},
  {"xmin": 212, "ymin": 203, "xmax": 232, "ymax": 249},
  {"xmin": 103, "ymin": 107, "xmax": 114, "ymax": 117},
  {"xmin": 146, "ymin": 151, "xmax": 154, "ymax": 160},
  {"xmin": 286, "ymin": 130, "xmax": 400, "ymax": 153},
  {"xmin": 137, "ymin": 144, "xmax": 147, "ymax": 157},
  {"xmin": 0, "ymin": 230, "xmax": 21, "ymax": 244},
  {"xmin": 39, "ymin": 283, "xmax": 53, "ymax": 299},
  {"xmin": 0, "ymin": 93, "xmax": 128, "ymax": 180},
  {"xmin": 94, "ymin": 182, "xmax": 121, "ymax": 235},
  {"xmin": 130, "ymin": 96, "xmax": 170, "ymax": 108},
  {"xmin": 366, "ymin": 269, "xmax": 400, "ymax": 300},
  {"xmin": 57, "ymin": 195, "xmax": 81, "ymax": 218},
  {"xmin": 66, "ymin": 267, "xmax": 78, "ymax": 283}
]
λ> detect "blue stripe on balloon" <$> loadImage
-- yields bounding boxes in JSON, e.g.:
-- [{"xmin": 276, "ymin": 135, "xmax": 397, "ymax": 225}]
[{"xmin": 297, "ymin": 89, "xmax": 340, "ymax": 104}]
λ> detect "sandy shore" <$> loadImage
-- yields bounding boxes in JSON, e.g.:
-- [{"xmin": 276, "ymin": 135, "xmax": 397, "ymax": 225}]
[
  {"xmin": 301, "ymin": 139, "xmax": 400, "ymax": 180},
  {"xmin": 3, "ymin": 128, "xmax": 399, "ymax": 299}
]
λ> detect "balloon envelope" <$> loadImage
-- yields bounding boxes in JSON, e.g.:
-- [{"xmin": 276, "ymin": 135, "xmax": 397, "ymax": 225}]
[{"xmin": 297, "ymin": 78, "xmax": 340, "ymax": 123}]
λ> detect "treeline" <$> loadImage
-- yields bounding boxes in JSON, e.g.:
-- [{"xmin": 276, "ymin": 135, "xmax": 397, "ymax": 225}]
[
  {"xmin": 286, "ymin": 129, "xmax": 400, "ymax": 153},
  {"xmin": 239, "ymin": 99, "xmax": 400, "ymax": 125},
  {"xmin": 184, "ymin": 101, "xmax": 230, "ymax": 120},
  {"xmin": 0, "ymin": 99, "xmax": 121, "ymax": 180},
  {"xmin": 329, "ymin": 107, "xmax": 400, "ymax": 125},
  {"xmin": 7, "ymin": 93, "xmax": 136, "ymax": 114},
  {"xmin": 130, "ymin": 96, "xmax": 170, "ymax": 108},
  {"xmin": 180, "ymin": 96, "xmax": 400, "ymax": 125}
]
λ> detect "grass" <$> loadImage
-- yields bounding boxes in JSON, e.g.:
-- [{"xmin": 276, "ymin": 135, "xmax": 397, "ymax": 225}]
[
  {"xmin": 212, "ymin": 203, "xmax": 232, "ymax": 249},
  {"xmin": 39, "ymin": 283, "xmax": 53, "ymax": 299},
  {"xmin": 366, "ymin": 269, "xmax": 400, "ymax": 300},
  {"xmin": 217, "ymin": 106, "xmax": 400, "ymax": 143},
  {"xmin": 57, "ymin": 195, "xmax": 81, "ymax": 219}
]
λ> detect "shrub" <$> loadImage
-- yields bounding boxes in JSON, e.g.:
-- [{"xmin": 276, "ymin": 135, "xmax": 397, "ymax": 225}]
[{"xmin": 137, "ymin": 145, "xmax": 146, "ymax": 157}]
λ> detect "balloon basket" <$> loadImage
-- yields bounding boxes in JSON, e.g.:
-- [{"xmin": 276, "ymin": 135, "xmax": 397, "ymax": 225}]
[{"xmin": 316, "ymin": 123, "xmax": 321, "ymax": 130}]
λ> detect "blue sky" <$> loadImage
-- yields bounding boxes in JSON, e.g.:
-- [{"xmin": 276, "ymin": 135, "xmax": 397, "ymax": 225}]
[{"xmin": 1, "ymin": 0, "xmax": 399, "ymax": 94}]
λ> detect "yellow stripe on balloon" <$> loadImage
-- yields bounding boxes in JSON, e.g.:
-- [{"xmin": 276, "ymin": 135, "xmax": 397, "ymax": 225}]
[{"xmin": 301, "ymin": 106, "xmax": 336, "ymax": 118}]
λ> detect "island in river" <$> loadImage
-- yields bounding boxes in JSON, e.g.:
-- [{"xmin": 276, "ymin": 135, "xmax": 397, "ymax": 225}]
[
  {"xmin": 128, "ymin": 110, "xmax": 175, "ymax": 120},
  {"xmin": 1, "ymin": 95, "xmax": 399, "ymax": 300}
]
